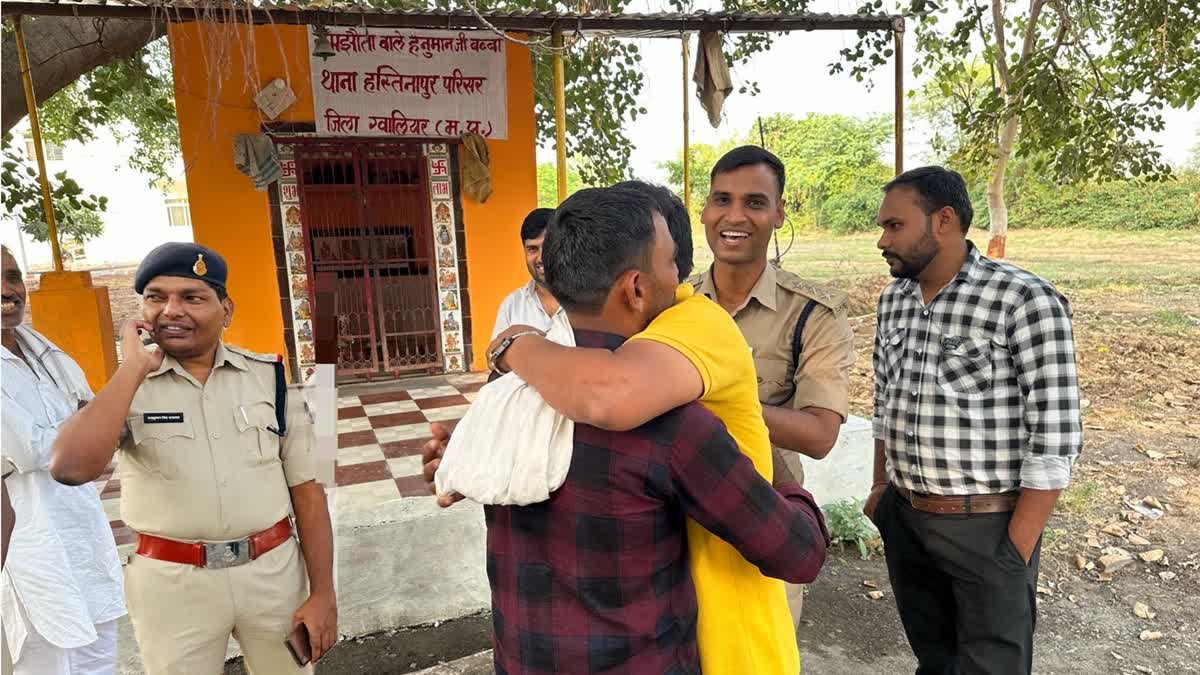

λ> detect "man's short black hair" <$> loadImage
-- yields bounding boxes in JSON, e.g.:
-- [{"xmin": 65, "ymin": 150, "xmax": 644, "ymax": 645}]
[
  {"xmin": 884, "ymin": 166, "xmax": 974, "ymax": 232},
  {"xmin": 520, "ymin": 208, "xmax": 554, "ymax": 242},
  {"xmin": 711, "ymin": 145, "xmax": 786, "ymax": 198},
  {"xmin": 613, "ymin": 180, "xmax": 693, "ymax": 280},
  {"xmin": 543, "ymin": 186, "xmax": 658, "ymax": 315}
]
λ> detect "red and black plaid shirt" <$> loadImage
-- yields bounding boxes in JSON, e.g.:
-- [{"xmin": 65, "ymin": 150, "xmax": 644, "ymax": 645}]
[{"xmin": 485, "ymin": 330, "xmax": 830, "ymax": 675}]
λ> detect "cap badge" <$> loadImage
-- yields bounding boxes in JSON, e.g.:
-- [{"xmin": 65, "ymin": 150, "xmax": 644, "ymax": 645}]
[{"xmin": 193, "ymin": 254, "xmax": 208, "ymax": 276}]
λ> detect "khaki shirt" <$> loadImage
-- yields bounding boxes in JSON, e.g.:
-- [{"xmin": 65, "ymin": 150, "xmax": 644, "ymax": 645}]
[
  {"xmin": 691, "ymin": 263, "xmax": 855, "ymax": 419},
  {"xmin": 118, "ymin": 342, "xmax": 315, "ymax": 541}
]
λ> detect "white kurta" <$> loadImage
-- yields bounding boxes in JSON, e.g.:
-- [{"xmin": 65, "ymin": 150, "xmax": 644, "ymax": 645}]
[{"xmin": 1, "ymin": 326, "xmax": 125, "ymax": 661}]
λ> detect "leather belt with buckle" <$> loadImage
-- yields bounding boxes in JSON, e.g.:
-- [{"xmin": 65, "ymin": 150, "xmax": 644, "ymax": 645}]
[
  {"xmin": 894, "ymin": 485, "xmax": 1019, "ymax": 514},
  {"xmin": 135, "ymin": 517, "xmax": 293, "ymax": 569}
]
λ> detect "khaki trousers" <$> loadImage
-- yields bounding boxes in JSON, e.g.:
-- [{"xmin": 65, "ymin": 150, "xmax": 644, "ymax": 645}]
[
  {"xmin": 125, "ymin": 537, "xmax": 312, "ymax": 675},
  {"xmin": 780, "ymin": 451, "xmax": 807, "ymax": 644}
]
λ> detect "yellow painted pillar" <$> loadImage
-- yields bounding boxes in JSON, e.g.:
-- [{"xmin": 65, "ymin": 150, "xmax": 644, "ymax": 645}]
[
  {"xmin": 681, "ymin": 34, "xmax": 691, "ymax": 214},
  {"xmin": 30, "ymin": 271, "xmax": 119, "ymax": 393},
  {"xmin": 552, "ymin": 31, "xmax": 567, "ymax": 203},
  {"xmin": 12, "ymin": 15, "xmax": 65, "ymax": 272},
  {"xmin": 14, "ymin": 14, "xmax": 119, "ymax": 390}
]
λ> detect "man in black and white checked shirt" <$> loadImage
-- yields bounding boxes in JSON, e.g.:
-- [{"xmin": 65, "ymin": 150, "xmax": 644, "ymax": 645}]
[{"xmin": 863, "ymin": 167, "xmax": 1082, "ymax": 675}]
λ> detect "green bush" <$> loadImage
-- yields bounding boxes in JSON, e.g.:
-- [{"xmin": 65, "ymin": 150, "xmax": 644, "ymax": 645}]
[
  {"xmin": 1004, "ymin": 175, "xmax": 1200, "ymax": 230},
  {"xmin": 816, "ymin": 164, "xmax": 894, "ymax": 234}
]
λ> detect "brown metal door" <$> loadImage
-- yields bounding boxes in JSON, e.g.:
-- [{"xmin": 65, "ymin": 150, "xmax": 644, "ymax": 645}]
[{"xmin": 296, "ymin": 141, "xmax": 441, "ymax": 380}]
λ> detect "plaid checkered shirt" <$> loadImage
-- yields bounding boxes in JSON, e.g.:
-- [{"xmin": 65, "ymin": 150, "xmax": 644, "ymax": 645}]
[
  {"xmin": 484, "ymin": 330, "xmax": 830, "ymax": 675},
  {"xmin": 872, "ymin": 242, "xmax": 1083, "ymax": 494}
]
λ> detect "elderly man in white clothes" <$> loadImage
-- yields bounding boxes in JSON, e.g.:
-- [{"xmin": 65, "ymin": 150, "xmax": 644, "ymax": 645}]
[
  {"xmin": 490, "ymin": 208, "xmax": 566, "ymax": 339},
  {"xmin": 1, "ymin": 245, "xmax": 125, "ymax": 675}
]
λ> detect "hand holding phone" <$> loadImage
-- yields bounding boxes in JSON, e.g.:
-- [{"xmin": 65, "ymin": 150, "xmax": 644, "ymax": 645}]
[{"xmin": 284, "ymin": 624, "xmax": 312, "ymax": 667}]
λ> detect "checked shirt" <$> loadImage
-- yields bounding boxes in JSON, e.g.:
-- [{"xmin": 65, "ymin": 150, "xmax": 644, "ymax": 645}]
[
  {"xmin": 485, "ymin": 330, "xmax": 829, "ymax": 675},
  {"xmin": 872, "ymin": 242, "xmax": 1083, "ymax": 494}
]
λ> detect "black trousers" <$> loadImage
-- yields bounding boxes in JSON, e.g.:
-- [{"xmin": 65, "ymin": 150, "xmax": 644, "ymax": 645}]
[{"xmin": 872, "ymin": 485, "xmax": 1041, "ymax": 675}]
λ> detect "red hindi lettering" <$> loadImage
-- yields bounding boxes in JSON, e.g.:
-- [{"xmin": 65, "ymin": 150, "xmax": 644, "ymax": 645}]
[
  {"xmin": 377, "ymin": 33, "xmax": 406, "ymax": 52},
  {"xmin": 320, "ymin": 69, "xmax": 358, "ymax": 94},
  {"xmin": 329, "ymin": 29, "xmax": 376, "ymax": 54},
  {"xmin": 323, "ymin": 108, "xmax": 360, "ymax": 134},
  {"xmin": 364, "ymin": 65, "xmax": 404, "ymax": 93}
]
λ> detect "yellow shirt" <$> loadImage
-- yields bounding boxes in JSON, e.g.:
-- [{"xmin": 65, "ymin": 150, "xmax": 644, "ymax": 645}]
[{"xmin": 629, "ymin": 284, "xmax": 798, "ymax": 675}]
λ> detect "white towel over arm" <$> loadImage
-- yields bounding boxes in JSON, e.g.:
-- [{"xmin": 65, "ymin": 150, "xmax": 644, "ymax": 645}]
[{"xmin": 434, "ymin": 317, "xmax": 575, "ymax": 505}]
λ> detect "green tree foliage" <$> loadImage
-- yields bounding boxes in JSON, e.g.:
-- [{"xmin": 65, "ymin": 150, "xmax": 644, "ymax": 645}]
[
  {"xmin": 1, "ymin": 38, "xmax": 175, "ymax": 248},
  {"xmin": 835, "ymin": 0, "xmax": 1200, "ymax": 254},
  {"xmin": 1, "ymin": 132, "xmax": 108, "ymax": 247},
  {"xmin": 39, "ymin": 38, "xmax": 178, "ymax": 185},
  {"xmin": 840, "ymin": 0, "xmax": 1199, "ymax": 182},
  {"xmin": 660, "ymin": 113, "xmax": 893, "ymax": 233},
  {"xmin": 535, "ymin": 162, "xmax": 588, "ymax": 207}
]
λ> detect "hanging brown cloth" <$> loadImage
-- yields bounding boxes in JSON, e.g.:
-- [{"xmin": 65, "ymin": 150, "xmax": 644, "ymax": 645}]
[
  {"xmin": 692, "ymin": 31, "xmax": 733, "ymax": 128},
  {"xmin": 460, "ymin": 132, "xmax": 493, "ymax": 203}
]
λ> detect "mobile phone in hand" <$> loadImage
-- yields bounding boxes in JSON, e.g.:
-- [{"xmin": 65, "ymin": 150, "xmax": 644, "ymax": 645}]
[{"xmin": 284, "ymin": 624, "xmax": 312, "ymax": 667}]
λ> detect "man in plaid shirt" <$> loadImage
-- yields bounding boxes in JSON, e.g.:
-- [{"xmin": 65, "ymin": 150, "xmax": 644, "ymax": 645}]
[
  {"xmin": 424, "ymin": 186, "xmax": 830, "ymax": 674},
  {"xmin": 864, "ymin": 167, "xmax": 1082, "ymax": 674}
]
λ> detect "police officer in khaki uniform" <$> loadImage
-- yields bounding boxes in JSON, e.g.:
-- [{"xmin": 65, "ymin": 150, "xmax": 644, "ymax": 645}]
[
  {"xmin": 50, "ymin": 243, "xmax": 336, "ymax": 674},
  {"xmin": 693, "ymin": 146, "xmax": 856, "ymax": 631}
]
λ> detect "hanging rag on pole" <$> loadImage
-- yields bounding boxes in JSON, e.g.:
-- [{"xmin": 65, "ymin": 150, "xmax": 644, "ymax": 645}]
[
  {"xmin": 692, "ymin": 31, "xmax": 733, "ymax": 129},
  {"xmin": 460, "ymin": 132, "xmax": 493, "ymax": 203}
]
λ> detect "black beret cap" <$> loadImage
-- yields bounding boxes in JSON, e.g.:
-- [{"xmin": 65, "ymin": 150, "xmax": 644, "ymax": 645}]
[{"xmin": 134, "ymin": 243, "xmax": 228, "ymax": 295}]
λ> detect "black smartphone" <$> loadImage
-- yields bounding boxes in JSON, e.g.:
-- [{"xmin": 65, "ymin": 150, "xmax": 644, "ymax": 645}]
[{"xmin": 284, "ymin": 624, "xmax": 312, "ymax": 667}]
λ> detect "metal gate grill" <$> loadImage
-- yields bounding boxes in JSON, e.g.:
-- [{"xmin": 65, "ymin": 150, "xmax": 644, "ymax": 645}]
[{"xmin": 296, "ymin": 142, "xmax": 441, "ymax": 380}]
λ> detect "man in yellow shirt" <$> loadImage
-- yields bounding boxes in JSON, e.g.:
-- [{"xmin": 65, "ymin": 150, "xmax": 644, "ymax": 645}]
[{"xmin": 487, "ymin": 181, "xmax": 806, "ymax": 673}]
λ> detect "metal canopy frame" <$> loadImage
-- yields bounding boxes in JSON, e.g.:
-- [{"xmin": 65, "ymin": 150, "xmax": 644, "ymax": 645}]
[{"xmin": 5, "ymin": 1, "xmax": 906, "ymax": 267}]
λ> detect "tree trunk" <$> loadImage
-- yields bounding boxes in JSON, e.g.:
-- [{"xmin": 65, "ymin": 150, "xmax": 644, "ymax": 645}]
[
  {"xmin": 2, "ymin": 16, "xmax": 164, "ymax": 134},
  {"xmin": 986, "ymin": 114, "xmax": 1020, "ymax": 259}
]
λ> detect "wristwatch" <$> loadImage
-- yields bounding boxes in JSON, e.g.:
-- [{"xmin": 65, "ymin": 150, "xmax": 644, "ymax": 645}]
[{"xmin": 488, "ymin": 330, "xmax": 542, "ymax": 373}]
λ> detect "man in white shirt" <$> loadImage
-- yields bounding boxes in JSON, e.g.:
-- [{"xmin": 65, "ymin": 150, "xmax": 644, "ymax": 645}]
[
  {"xmin": 490, "ymin": 208, "xmax": 565, "ymax": 338},
  {"xmin": 0, "ymin": 245, "xmax": 125, "ymax": 675}
]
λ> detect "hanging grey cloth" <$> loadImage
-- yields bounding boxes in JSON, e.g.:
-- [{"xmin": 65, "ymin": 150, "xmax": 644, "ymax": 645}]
[
  {"xmin": 692, "ymin": 31, "xmax": 733, "ymax": 128},
  {"xmin": 233, "ymin": 133, "xmax": 282, "ymax": 191}
]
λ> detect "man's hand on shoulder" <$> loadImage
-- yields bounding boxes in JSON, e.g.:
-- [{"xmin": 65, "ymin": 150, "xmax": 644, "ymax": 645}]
[{"xmin": 487, "ymin": 324, "xmax": 544, "ymax": 372}]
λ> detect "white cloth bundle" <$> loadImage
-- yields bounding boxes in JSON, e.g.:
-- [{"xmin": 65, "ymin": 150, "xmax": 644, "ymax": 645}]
[{"xmin": 434, "ymin": 316, "xmax": 575, "ymax": 505}]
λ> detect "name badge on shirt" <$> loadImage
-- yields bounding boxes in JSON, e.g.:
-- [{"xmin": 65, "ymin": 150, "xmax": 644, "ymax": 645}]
[{"xmin": 144, "ymin": 412, "xmax": 184, "ymax": 424}]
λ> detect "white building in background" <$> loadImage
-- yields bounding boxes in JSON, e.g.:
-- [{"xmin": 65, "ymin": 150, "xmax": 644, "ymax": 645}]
[{"xmin": 0, "ymin": 126, "xmax": 192, "ymax": 272}]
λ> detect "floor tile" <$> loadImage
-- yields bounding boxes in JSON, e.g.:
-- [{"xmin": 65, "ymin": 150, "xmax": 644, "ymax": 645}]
[
  {"xmin": 381, "ymin": 438, "xmax": 430, "ymax": 459},
  {"xmin": 103, "ymin": 498, "xmax": 122, "ymax": 522},
  {"xmin": 101, "ymin": 480, "xmax": 121, "ymax": 498},
  {"xmin": 337, "ymin": 417, "xmax": 374, "ymax": 434},
  {"xmin": 415, "ymin": 394, "xmax": 470, "ymax": 410},
  {"xmin": 405, "ymin": 385, "xmax": 461, "ymax": 400},
  {"xmin": 362, "ymin": 400, "xmax": 420, "ymax": 416},
  {"xmin": 387, "ymin": 455, "xmax": 424, "ymax": 478},
  {"xmin": 334, "ymin": 479, "xmax": 400, "ymax": 511},
  {"xmin": 424, "ymin": 404, "xmax": 471, "ymax": 422},
  {"xmin": 464, "ymin": 392, "xmax": 478, "ymax": 403},
  {"xmin": 336, "ymin": 444, "xmax": 386, "ymax": 466},
  {"xmin": 369, "ymin": 411, "xmax": 429, "ymax": 429},
  {"xmin": 396, "ymin": 475, "xmax": 433, "ymax": 498},
  {"xmin": 445, "ymin": 373, "xmax": 488, "ymax": 387},
  {"xmin": 338, "ymin": 429, "xmax": 378, "ymax": 449},
  {"xmin": 456, "ymin": 381, "xmax": 486, "ymax": 394},
  {"xmin": 357, "ymin": 390, "xmax": 413, "ymax": 405},
  {"xmin": 338, "ymin": 406, "xmax": 367, "ymax": 420},
  {"xmin": 375, "ymin": 422, "xmax": 436, "ymax": 443},
  {"xmin": 335, "ymin": 459, "xmax": 393, "ymax": 486},
  {"xmin": 337, "ymin": 396, "xmax": 361, "ymax": 407}
]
